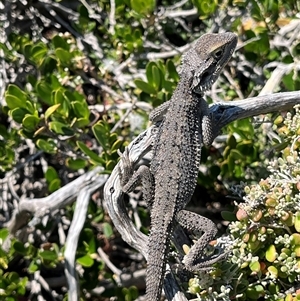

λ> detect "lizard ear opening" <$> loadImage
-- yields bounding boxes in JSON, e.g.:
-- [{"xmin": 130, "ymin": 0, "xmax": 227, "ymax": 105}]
[{"xmin": 201, "ymin": 71, "xmax": 210, "ymax": 80}]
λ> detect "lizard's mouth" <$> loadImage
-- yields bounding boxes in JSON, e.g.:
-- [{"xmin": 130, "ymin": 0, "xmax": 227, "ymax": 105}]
[{"xmin": 192, "ymin": 71, "xmax": 217, "ymax": 95}]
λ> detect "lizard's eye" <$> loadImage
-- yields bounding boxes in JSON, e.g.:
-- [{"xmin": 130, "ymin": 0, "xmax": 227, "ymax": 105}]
[{"xmin": 213, "ymin": 49, "xmax": 224, "ymax": 59}]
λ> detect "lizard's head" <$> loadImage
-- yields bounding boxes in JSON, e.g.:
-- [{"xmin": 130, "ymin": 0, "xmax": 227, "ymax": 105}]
[{"xmin": 182, "ymin": 32, "xmax": 237, "ymax": 95}]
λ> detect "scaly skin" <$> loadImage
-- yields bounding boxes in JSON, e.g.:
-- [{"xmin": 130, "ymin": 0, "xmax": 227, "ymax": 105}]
[
  {"xmin": 146, "ymin": 75, "xmax": 203, "ymax": 300},
  {"xmin": 120, "ymin": 32, "xmax": 237, "ymax": 301}
]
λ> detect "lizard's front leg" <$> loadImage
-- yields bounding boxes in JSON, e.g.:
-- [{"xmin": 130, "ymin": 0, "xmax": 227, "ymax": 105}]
[
  {"xmin": 118, "ymin": 147, "xmax": 155, "ymax": 209},
  {"xmin": 149, "ymin": 100, "xmax": 170, "ymax": 122},
  {"xmin": 176, "ymin": 210, "xmax": 225, "ymax": 271},
  {"xmin": 199, "ymin": 98, "xmax": 215, "ymax": 146}
]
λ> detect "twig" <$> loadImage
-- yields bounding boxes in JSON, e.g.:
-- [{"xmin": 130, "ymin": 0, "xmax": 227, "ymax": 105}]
[
  {"xmin": 97, "ymin": 247, "xmax": 121, "ymax": 277},
  {"xmin": 108, "ymin": 0, "xmax": 116, "ymax": 35},
  {"xmin": 64, "ymin": 187, "xmax": 91, "ymax": 301},
  {"xmin": 35, "ymin": 271, "xmax": 57, "ymax": 301},
  {"xmin": 161, "ymin": 8, "xmax": 198, "ymax": 19},
  {"xmin": 38, "ymin": 0, "xmax": 79, "ymax": 18},
  {"xmin": 137, "ymin": 44, "xmax": 190, "ymax": 60},
  {"xmin": 110, "ymin": 104, "xmax": 137, "ymax": 133},
  {"xmin": 167, "ymin": 0, "xmax": 189, "ymax": 10},
  {"xmin": 259, "ymin": 62, "xmax": 300, "ymax": 95},
  {"xmin": 223, "ymin": 69, "xmax": 244, "ymax": 99},
  {"xmin": 4, "ymin": 166, "xmax": 106, "ymax": 235}
]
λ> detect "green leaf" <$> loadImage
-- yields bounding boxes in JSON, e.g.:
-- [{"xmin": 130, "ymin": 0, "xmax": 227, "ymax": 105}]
[
  {"xmin": 146, "ymin": 62, "xmax": 155, "ymax": 86},
  {"xmin": 22, "ymin": 115, "xmax": 40, "ymax": 131},
  {"xmin": 221, "ymin": 211, "xmax": 237, "ymax": 222},
  {"xmin": 103, "ymin": 222, "xmax": 113, "ymax": 238},
  {"xmin": 55, "ymin": 48, "xmax": 72, "ymax": 64},
  {"xmin": 45, "ymin": 104, "xmax": 61, "ymax": 120},
  {"xmin": 45, "ymin": 166, "xmax": 59, "ymax": 183},
  {"xmin": 27, "ymin": 74, "xmax": 38, "ymax": 87},
  {"xmin": 73, "ymin": 117, "xmax": 90, "ymax": 128},
  {"xmin": 49, "ymin": 178, "xmax": 61, "ymax": 192},
  {"xmin": 291, "ymin": 233, "xmax": 300, "ymax": 245},
  {"xmin": 72, "ymin": 101, "xmax": 90, "ymax": 119},
  {"xmin": 25, "ymin": 101, "xmax": 36, "ymax": 115},
  {"xmin": 254, "ymin": 285, "xmax": 264, "ymax": 297},
  {"xmin": 41, "ymin": 56, "xmax": 57, "ymax": 74},
  {"xmin": 0, "ymin": 228, "xmax": 9, "ymax": 242},
  {"xmin": 282, "ymin": 73, "xmax": 295, "ymax": 91},
  {"xmin": 76, "ymin": 254, "xmax": 94, "ymax": 267},
  {"xmin": 23, "ymin": 43, "xmax": 33, "ymax": 60},
  {"xmin": 111, "ymin": 139, "xmax": 123, "ymax": 152},
  {"xmin": 36, "ymin": 139, "xmax": 57, "ymax": 154},
  {"xmin": 48, "ymin": 121, "xmax": 74, "ymax": 136},
  {"xmin": 229, "ymin": 149, "xmax": 244, "ymax": 160},
  {"xmin": 36, "ymin": 81, "xmax": 53, "ymax": 105},
  {"xmin": 50, "ymin": 75, "xmax": 61, "ymax": 89},
  {"xmin": 193, "ymin": 0, "xmax": 217, "ymax": 17},
  {"xmin": 77, "ymin": 141, "xmax": 104, "ymax": 164},
  {"xmin": 66, "ymin": 158, "xmax": 87, "ymax": 170},
  {"xmin": 19, "ymin": 128, "xmax": 34, "ymax": 139},
  {"xmin": 246, "ymin": 287, "xmax": 259, "ymax": 300},
  {"xmin": 39, "ymin": 250, "xmax": 58, "ymax": 261},
  {"xmin": 13, "ymin": 241, "xmax": 27, "ymax": 255},
  {"xmin": 92, "ymin": 122, "xmax": 110, "ymax": 151},
  {"xmin": 128, "ymin": 286, "xmax": 139, "ymax": 299},
  {"xmin": 28, "ymin": 261, "xmax": 39, "ymax": 273},
  {"xmin": 52, "ymin": 89, "xmax": 70, "ymax": 117},
  {"xmin": 31, "ymin": 43, "xmax": 48, "ymax": 64},
  {"xmin": 52, "ymin": 35, "xmax": 70, "ymax": 51},
  {"xmin": 66, "ymin": 90, "xmax": 85, "ymax": 103},
  {"xmin": 151, "ymin": 65, "xmax": 161, "ymax": 91},
  {"xmin": 5, "ymin": 84, "xmax": 28, "ymax": 109},
  {"xmin": 46, "ymin": 172, "xmax": 61, "ymax": 190},
  {"xmin": 162, "ymin": 80, "xmax": 175, "ymax": 93},
  {"xmin": 295, "ymin": 212, "xmax": 300, "ymax": 233},
  {"xmin": 265, "ymin": 244, "xmax": 277, "ymax": 262},
  {"xmin": 268, "ymin": 282, "xmax": 280, "ymax": 294},
  {"xmin": 6, "ymin": 271, "xmax": 20, "ymax": 282},
  {"xmin": 134, "ymin": 79, "xmax": 156, "ymax": 94},
  {"xmin": 82, "ymin": 228, "xmax": 96, "ymax": 253},
  {"xmin": 166, "ymin": 59, "xmax": 179, "ymax": 81},
  {"xmin": 5, "ymin": 94, "xmax": 26, "ymax": 109},
  {"xmin": 17, "ymin": 277, "xmax": 28, "ymax": 295},
  {"xmin": 105, "ymin": 160, "xmax": 116, "ymax": 171},
  {"xmin": 156, "ymin": 60, "xmax": 166, "ymax": 73},
  {"xmin": 10, "ymin": 107, "xmax": 28, "ymax": 123},
  {"xmin": 249, "ymin": 260, "xmax": 260, "ymax": 272},
  {"xmin": 130, "ymin": 0, "xmax": 155, "ymax": 15}
]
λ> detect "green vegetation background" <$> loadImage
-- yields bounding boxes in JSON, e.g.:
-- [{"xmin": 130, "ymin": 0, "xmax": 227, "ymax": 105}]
[{"xmin": 1, "ymin": 0, "xmax": 300, "ymax": 300}]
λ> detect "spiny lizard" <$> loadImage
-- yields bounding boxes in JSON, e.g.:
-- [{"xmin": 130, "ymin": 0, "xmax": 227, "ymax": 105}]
[{"xmin": 120, "ymin": 32, "xmax": 237, "ymax": 301}]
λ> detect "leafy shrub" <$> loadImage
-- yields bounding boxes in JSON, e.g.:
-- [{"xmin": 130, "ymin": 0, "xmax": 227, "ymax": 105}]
[{"xmin": 188, "ymin": 107, "xmax": 300, "ymax": 300}]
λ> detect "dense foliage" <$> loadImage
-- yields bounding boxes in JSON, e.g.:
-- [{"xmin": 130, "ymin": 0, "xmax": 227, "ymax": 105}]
[{"xmin": 0, "ymin": 0, "xmax": 300, "ymax": 300}]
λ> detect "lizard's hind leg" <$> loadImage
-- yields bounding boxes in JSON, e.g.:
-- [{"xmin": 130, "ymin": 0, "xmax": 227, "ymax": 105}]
[{"xmin": 176, "ymin": 210, "xmax": 226, "ymax": 271}]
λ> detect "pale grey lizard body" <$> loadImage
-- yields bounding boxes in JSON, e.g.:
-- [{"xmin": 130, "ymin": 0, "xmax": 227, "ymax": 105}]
[{"xmin": 120, "ymin": 32, "xmax": 237, "ymax": 301}]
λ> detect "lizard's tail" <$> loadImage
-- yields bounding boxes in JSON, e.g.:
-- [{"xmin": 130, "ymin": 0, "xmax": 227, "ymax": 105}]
[{"xmin": 145, "ymin": 224, "xmax": 171, "ymax": 301}]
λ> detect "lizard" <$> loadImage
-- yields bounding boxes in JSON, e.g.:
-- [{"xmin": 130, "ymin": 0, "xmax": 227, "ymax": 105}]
[{"xmin": 119, "ymin": 32, "xmax": 237, "ymax": 301}]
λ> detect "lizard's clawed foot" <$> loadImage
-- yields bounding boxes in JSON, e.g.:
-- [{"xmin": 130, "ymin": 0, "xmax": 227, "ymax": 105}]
[
  {"xmin": 118, "ymin": 147, "xmax": 134, "ymax": 190},
  {"xmin": 182, "ymin": 241, "xmax": 228, "ymax": 272}
]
